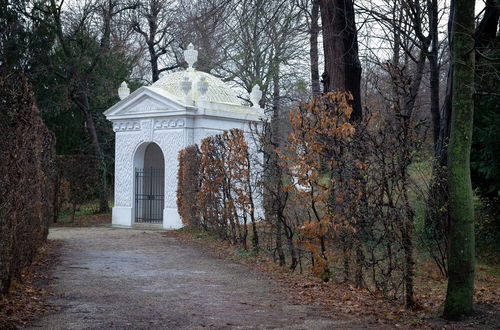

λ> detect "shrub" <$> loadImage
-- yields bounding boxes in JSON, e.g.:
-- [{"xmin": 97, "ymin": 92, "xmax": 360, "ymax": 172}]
[
  {"xmin": 0, "ymin": 65, "xmax": 56, "ymax": 296},
  {"xmin": 54, "ymin": 154, "xmax": 100, "ymax": 220},
  {"xmin": 177, "ymin": 145, "xmax": 201, "ymax": 228},
  {"xmin": 177, "ymin": 129, "xmax": 259, "ymax": 249}
]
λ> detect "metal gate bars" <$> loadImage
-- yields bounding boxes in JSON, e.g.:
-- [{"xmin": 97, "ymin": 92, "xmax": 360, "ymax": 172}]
[{"xmin": 134, "ymin": 167, "xmax": 164, "ymax": 223}]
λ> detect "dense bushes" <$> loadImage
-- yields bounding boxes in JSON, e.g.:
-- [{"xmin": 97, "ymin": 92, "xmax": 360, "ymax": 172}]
[
  {"xmin": 177, "ymin": 92, "xmax": 425, "ymax": 307},
  {"xmin": 177, "ymin": 145, "xmax": 201, "ymax": 229},
  {"xmin": 0, "ymin": 66, "xmax": 56, "ymax": 296},
  {"xmin": 177, "ymin": 130, "xmax": 259, "ymax": 250},
  {"xmin": 53, "ymin": 155, "xmax": 100, "ymax": 221}
]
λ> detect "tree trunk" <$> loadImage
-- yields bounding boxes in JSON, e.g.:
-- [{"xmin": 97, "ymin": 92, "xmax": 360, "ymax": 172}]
[
  {"xmin": 443, "ymin": 0, "xmax": 476, "ymax": 319},
  {"xmin": 245, "ymin": 151, "xmax": 259, "ymax": 252},
  {"xmin": 428, "ymin": 0, "xmax": 440, "ymax": 149},
  {"xmin": 150, "ymin": 43, "xmax": 160, "ymax": 83},
  {"xmin": 148, "ymin": 1, "xmax": 160, "ymax": 82},
  {"xmin": 310, "ymin": 0, "xmax": 321, "ymax": 96},
  {"xmin": 425, "ymin": 0, "xmax": 455, "ymax": 275},
  {"xmin": 474, "ymin": 0, "xmax": 500, "ymax": 65},
  {"xmin": 285, "ymin": 225, "xmax": 298, "ymax": 270},
  {"xmin": 76, "ymin": 94, "xmax": 109, "ymax": 213},
  {"xmin": 403, "ymin": 188, "xmax": 416, "ymax": 308},
  {"xmin": 272, "ymin": 64, "xmax": 286, "ymax": 267},
  {"xmin": 354, "ymin": 244, "xmax": 364, "ymax": 287},
  {"xmin": 319, "ymin": 0, "xmax": 362, "ymax": 121},
  {"xmin": 342, "ymin": 234, "xmax": 350, "ymax": 282},
  {"xmin": 262, "ymin": 58, "xmax": 286, "ymax": 266},
  {"xmin": 275, "ymin": 220, "xmax": 286, "ymax": 266}
]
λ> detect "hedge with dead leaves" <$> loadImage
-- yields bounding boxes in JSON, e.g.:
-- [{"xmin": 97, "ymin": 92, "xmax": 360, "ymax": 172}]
[
  {"xmin": 177, "ymin": 92, "xmax": 423, "ymax": 307},
  {"xmin": 0, "ymin": 65, "xmax": 56, "ymax": 296},
  {"xmin": 178, "ymin": 129, "xmax": 259, "ymax": 249}
]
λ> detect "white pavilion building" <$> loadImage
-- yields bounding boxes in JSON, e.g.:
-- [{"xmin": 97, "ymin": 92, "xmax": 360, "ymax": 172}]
[{"xmin": 104, "ymin": 44, "xmax": 264, "ymax": 229}]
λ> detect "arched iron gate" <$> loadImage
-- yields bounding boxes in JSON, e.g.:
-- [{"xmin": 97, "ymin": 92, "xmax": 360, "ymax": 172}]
[{"xmin": 134, "ymin": 167, "xmax": 164, "ymax": 223}]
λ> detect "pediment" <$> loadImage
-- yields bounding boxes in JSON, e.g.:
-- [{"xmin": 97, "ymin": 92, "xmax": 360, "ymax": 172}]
[
  {"xmin": 121, "ymin": 95, "xmax": 167, "ymax": 114},
  {"xmin": 104, "ymin": 86, "xmax": 186, "ymax": 118}
]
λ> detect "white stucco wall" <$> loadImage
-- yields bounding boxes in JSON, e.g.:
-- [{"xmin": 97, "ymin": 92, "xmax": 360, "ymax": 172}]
[
  {"xmin": 110, "ymin": 115, "xmax": 261, "ymax": 229},
  {"xmin": 111, "ymin": 118, "xmax": 189, "ymax": 229},
  {"xmin": 106, "ymin": 62, "xmax": 264, "ymax": 229}
]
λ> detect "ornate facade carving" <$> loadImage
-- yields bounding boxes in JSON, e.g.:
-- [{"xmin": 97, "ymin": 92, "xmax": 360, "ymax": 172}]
[
  {"xmin": 118, "ymin": 81, "xmax": 130, "ymax": 100},
  {"xmin": 154, "ymin": 131, "xmax": 185, "ymax": 208},
  {"xmin": 154, "ymin": 119, "xmax": 185, "ymax": 129},
  {"xmin": 128, "ymin": 99, "xmax": 165, "ymax": 113},
  {"xmin": 203, "ymin": 129, "xmax": 222, "ymax": 140},
  {"xmin": 114, "ymin": 132, "xmax": 144, "ymax": 206},
  {"xmin": 113, "ymin": 121, "xmax": 141, "ymax": 132},
  {"xmin": 185, "ymin": 128, "xmax": 194, "ymax": 147},
  {"xmin": 193, "ymin": 128, "xmax": 223, "ymax": 145},
  {"xmin": 114, "ymin": 119, "xmax": 188, "ymax": 209}
]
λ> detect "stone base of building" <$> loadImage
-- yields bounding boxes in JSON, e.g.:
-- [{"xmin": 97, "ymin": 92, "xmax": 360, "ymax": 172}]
[
  {"xmin": 111, "ymin": 206, "xmax": 182, "ymax": 230},
  {"xmin": 162, "ymin": 208, "xmax": 183, "ymax": 229}
]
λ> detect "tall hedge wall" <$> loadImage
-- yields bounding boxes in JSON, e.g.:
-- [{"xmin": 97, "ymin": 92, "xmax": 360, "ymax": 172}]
[{"xmin": 0, "ymin": 65, "xmax": 56, "ymax": 295}]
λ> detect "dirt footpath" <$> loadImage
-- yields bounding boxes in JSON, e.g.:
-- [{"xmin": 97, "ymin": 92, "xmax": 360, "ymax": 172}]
[{"xmin": 25, "ymin": 227, "xmax": 362, "ymax": 329}]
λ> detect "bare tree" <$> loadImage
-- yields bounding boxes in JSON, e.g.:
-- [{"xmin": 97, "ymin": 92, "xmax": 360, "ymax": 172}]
[
  {"xmin": 297, "ymin": 0, "xmax": 321, "ymax": 96},
  {"xmin": 443, "ymin": 0, "xmax": 476, "ymax": 319},
  {"xmin": 46, "ymin": 0, "xmax": 137, "ymax": 212},
  {"xmin": 213, "ymin": 0, "xmax": 308, "ymax": 268},
  {"xmin": 217, "ymin": 0, "xmax": 306, "ymax": 105},
  {"xmin": 176, "ymin": 0, "xmax": 232, "ymax": 72},
  {"xmin": 131, "ymin": 0, "xmax": 179, "ymax": 82},
  {"xmin": 357, "ymin": 0, "xmax": 448, "ymax": 143}
]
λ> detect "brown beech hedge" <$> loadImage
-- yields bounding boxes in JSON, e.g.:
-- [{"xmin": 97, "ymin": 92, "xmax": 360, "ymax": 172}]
[{"xmin": 0, "ymin": 65, "xmax": 56, "ymax": 296}]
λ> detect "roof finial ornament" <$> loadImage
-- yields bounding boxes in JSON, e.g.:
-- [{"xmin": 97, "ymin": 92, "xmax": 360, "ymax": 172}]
[
  {"xmin": 250, "ymin": 85, "xmax": 262, "ymax": 108},
  {"xmin": 180, "ymin": 75, "xmax": 192, "ymax": 105},
  {"xmin": 118, "ymin": 81, "xmax": 130, "ymax": 100},
  {"xmin": 184, "ymin": 43, "xmax": 198, "ymax": 72},
  {"xmin": 197, "ymin": 76, "xmax": 209, "ymax": 109}
]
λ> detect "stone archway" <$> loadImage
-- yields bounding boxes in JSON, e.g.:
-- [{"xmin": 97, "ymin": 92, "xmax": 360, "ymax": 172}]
[{"xmin": 133, "ymin": 142, "xmax": 165, "ymax": 224}]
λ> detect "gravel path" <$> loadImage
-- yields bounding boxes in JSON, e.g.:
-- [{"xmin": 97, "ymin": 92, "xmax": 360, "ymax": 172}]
[{"xmin": 26, "ymin": 227, "xmax": 361, "ymax": 329}]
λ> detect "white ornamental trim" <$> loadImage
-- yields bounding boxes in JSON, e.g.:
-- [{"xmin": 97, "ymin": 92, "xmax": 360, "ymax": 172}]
[
  {"xmin": 154, "ymin": 119, "xmax": 185, "ymax": 130},
  {"xmin": 113, "ymin": 121, "xmax": 141, "ymax": 132}
]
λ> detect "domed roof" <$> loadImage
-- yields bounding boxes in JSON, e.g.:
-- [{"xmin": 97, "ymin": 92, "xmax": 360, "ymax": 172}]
[{"xmin": 152, "ymin": 70, "xmax": 241, "ymax": 105}]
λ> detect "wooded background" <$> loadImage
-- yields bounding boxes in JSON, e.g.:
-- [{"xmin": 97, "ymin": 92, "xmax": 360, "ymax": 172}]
[{"xmin": 0, "ymin": 0, "xmax": 498, "ymax": 320}]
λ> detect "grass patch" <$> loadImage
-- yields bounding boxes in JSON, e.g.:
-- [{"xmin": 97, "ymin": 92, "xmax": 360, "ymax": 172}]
[
  {"xmin": 234, "ymin": 248, "xmax": 258, "ymax": 258},
  {"xmin": 57, "ymin": 202, "xmax": 100, "ymax": 222},
  {"xmin": 52, "ymin": 201, "xmax": 111, "ymax": 227}
]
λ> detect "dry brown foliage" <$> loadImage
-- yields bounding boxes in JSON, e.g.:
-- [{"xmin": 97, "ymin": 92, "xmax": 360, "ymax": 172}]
[
  {"xmin": 0, "ymin": 65, "xmax": 56, "ymax": 296},
  {"xmin": 177, "ymin": 145, "xmax": 202, "ymax": 228},
  {"xmin": 179, "ymin": 129, "xmax": 258, "ymax": 248},
  {"xmin": 0, "ymin": 241, "xmax": 60, "ymax": 329},
  {"xmin": 174, "ymin": 91, "xmax": 482, "ymax": 311},
  {"xmin": 165, "ymin": 229, "xmax": 500, "ymax": 328},
  {"xmin": 53, "ymin": 155, "xmax": 100, "ymax": 221}
]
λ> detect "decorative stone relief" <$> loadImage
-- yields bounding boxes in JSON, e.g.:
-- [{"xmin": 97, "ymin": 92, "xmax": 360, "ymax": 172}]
[
  {"xmin": 203, "ymin": 129, "xmax": 222, "ymax": 140},
  {"xmin": 250, "ymin": 85, "xmax": 262, "ymax": 108},
  {"xmin": 114, "ymin": 131, "xmax": 144, "ymax": 206},
  {"xmin": 184, "ymin": 43, "xmax": 198, "ymax": 71},
  {"xmin": 113, "ymin": 121, "xmax": 141, "ymax": 132},
  {"xmin": 154, "ymin": 130, "xmax": 186, "ymax": 208},
  {"xmin": 127, "ymin": 99, "xmax": 166, "ymax": 113},
  {"xmin": 144, "ymin": 119, "xmax": 154, "ymax": 141},
  {"xmin": 193, "ymin": 128, "xmax": 203, "ymax": 145},
  {"xmin": 193, "ymin": 128, "xmax": 222, "ymax": 145},
  {"xmin": 185, "ymin": 127, "xmax": 194, "ymax": 146},
  {"xmin": 154, "ymin": 119, "xmax": 185, "ymax": 130},
  {"xmin": 118, "ymin": 81, "xmax": 130, "ymax": 100}
]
